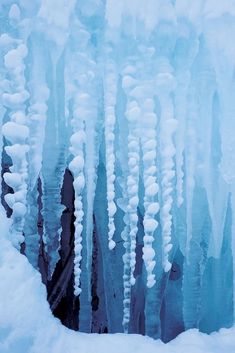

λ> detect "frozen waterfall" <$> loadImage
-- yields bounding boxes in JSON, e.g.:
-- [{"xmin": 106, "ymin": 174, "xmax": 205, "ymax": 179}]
[{"xmin": 1, "ymin": 0, "xmax": 235, "ymax": 344}]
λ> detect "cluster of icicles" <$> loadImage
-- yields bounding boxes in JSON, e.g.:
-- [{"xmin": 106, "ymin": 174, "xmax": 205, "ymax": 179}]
[{"xmin": 1, "ymin": 3, "xmax": 179, "ymax": 333}]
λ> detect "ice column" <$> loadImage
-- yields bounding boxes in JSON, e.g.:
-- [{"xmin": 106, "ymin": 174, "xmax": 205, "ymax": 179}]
[
  {"xmin": 175, "ymin": 70, "xmax": 189, "ymax": 208},
  {"xmin": 141, "ymin": 96, "xmax": 159, "ymax": 288},
  {"xmin": 174, "ymin": 22, "xmax": 198, "ymax": 209},
  {"xmin": 122, "ymin": 63, "xmax": 140, "ymax": 286},
  {"xmin": 116, "ymin": 111, "xmax": 133, "ymax": 332},
  {"xmin": 104, "ymin": 49, "xmax": 117, "ymax": 251},
  {"xmin": 69, "ymin": 99, "xmax": 86, "ymax": 296},
  {"xmin": 24, "ymin": 40, "xmax": 49, "ymax": 267},
  {"xmin": 156, "ymin": 60, "xmax": 177, "ymax": 272},
  {"xmin": 118, "ymin": 186, "xmax": 131, "ymax": 332},
  {"xmin": 185, "ymin": 85, "xmax": 197, "ymax": 259}
]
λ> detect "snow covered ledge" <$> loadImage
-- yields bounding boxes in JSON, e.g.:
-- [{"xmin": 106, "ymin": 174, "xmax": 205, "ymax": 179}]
[{"xmin": 0, "ymin": 207, "xmax": 234, "ymax": 353}]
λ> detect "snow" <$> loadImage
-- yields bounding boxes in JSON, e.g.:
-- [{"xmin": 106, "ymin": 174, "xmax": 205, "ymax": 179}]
[
  {"xmin": 2, "ymin": 122, "xmax": 29, "ymax": 143},
  {"xmin": 12, "ymin": 202, "xmax": 27, "ymax": 217},
  {"xmin": 4, "ymin": 45, "xmax": 28, "ymax": 69},
  {"xmin": 3, "ymin": 173, "xmax": 21, "ymax": 188},
  {"xmin": 2, "ymin": 91, "xmax": 30, "ymax": 107},
  {"xmin": 143, "ymin": 219, "xmax": 158, "ymax": 233}
]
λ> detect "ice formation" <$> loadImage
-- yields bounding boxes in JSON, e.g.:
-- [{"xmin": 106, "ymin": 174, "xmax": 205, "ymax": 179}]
[{"xmin": 0, "ymin": 0, "xmax": 235, "ymax": 345}]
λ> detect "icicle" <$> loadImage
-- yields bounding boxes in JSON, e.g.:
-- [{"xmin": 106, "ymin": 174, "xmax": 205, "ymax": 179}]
[
  {"xmin": 27, "ymin": 44, "xmax": 49, "ymax": 191},
  {"xmin": 116, "ymin": 100, "xmax": 133, "ymax": 333},
  {"xmin": 119, "ymin": 57, "xmax": 142, "ymax": 332},
  {"xmin": 83, "ymin": 58, "xmax": 99, "ymax": 280},
  {"xmin": 80, "ymin": 77, "xmax": 98, "ymax": 328},
  {"xmin": 117, "ymin": 160, "xmax": 132, "ymax": 333},
  {"xmin": 141, "ymin": 96, "xmax": 159, "ymax": 288},
  {"xmin": 69, "ymin": 100, "xmax": 86, "ymax": 297},
  {"xmin": 175, "ymin": 71, "xmax": 189, "ymax": 208},
  {"xmin": 123, "ymin": 45, "xmax": 160, "ymax": 289},
  {"xmin": 36, "ymin": 0, "xmax": 74, "ymax": 278},
  {"xmin": 184, "ymin": 84, "xmax": 197, "ymax": 260},
  {"xmin": 41, "ymin": 49, "xmax": 67, "ymax": 279},
  {"xmin": 66, "ymin": 27, "xmax": 97, "ymax": 298},
  {"xmin": 119, "ymin": 195, "xmax": 131, "ymax": 333},
  {"xmin": 195, "ymin": 42, "xmax": 225, "ymax": 260},
  {"xmin": 2, "ymin": 39, "xmax": 29, "ymax": 248},
  {"xmin": 173, "ymin": 21, "xmax": 199, "ymax": 257},
  {"xmin": 156, "ymin": 60, "xmax": 177, "ymax": 272},
  {"xmin": 122, "ymin": 62, "xmax": 140, "ymax": 287},
  {"xmin": 122, "ymin": 222, "xmax": 131, "ymax": 333},
  {"xmin": 173, "ymin": 21, "xmax": 198, "ymax": 210},
  {"xmin": 104, "ymin": 51, "xmax": 117, "ymax": 251},
  {"xmin": 23, "ymin": 38, "xmax": 49, "ymax": 268}
]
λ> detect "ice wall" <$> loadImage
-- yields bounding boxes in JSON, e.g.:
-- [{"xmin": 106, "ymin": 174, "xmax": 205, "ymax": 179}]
[{"xmin": 0, "ymin": 0, "xmax": 235, "ymax": 342}]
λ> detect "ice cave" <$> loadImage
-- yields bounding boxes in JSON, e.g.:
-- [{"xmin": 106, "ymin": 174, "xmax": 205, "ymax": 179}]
[{"xmin": 1, "ymin": 1, "xmax": 235, "ymax": 352}]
